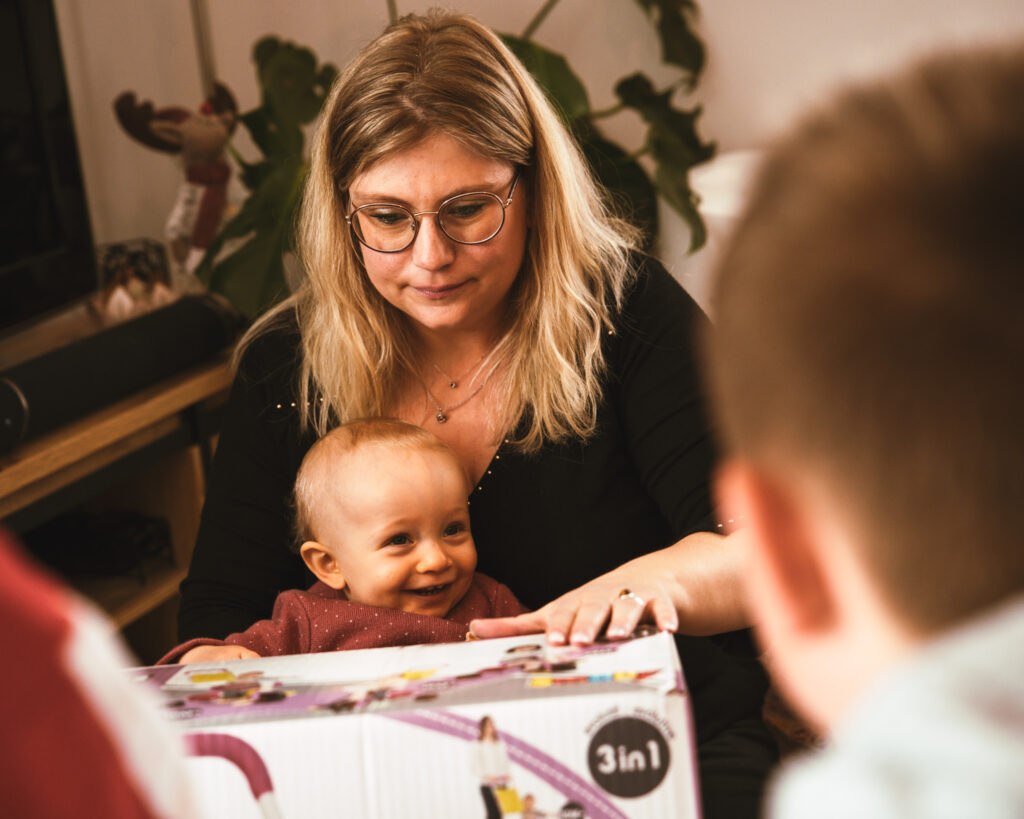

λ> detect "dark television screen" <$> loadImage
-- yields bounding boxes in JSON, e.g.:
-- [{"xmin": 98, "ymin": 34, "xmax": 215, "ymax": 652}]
[{"xmin": 0, "ymin": 0, "xmax": 97, "ymax": 336}]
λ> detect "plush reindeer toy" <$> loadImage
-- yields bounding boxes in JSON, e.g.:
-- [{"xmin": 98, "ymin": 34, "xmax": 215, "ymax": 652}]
[{"xmin": 114, "ymin": 83, "xmax": 238, "ymax": 272}]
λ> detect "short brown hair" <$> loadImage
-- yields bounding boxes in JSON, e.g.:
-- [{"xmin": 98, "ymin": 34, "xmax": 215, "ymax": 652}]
[
  {"xmin": 293, "ymin": 418, "xmax": 459, "ymax": 546},
  {"xmin": 705, "ymin": 44, "xmax": 1024, "ymax": 632}
]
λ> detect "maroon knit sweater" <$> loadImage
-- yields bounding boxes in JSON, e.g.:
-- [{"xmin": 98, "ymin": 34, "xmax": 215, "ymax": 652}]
[{"xmin": 160, "ymin": 573, "xmax": 527, "ymax": 664}]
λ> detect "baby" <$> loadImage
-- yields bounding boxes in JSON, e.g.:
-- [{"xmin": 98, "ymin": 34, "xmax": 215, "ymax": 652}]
[{"xmin": 163, "ymin": 418, "xmax": 526, "ymax": 664}]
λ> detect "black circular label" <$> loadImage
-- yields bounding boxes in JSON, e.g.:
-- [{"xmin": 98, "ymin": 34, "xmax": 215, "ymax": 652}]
[{"xmin": 586, "ymin": 716, "xmax": 670, "ymax": 798}]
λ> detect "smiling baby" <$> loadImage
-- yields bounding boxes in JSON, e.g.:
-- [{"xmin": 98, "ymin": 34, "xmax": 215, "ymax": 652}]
[{"xmin": 161, "ymin": 418, "xmax": 526, "ymax": 664}]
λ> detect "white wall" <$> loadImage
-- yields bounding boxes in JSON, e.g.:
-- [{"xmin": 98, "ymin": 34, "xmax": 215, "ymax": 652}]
[
  {"xmin": 698, "ymin": 0, "xmax": 1024, "ymax": 150},
  {"xmin": 53, "ymin": 0, "xmax": 1024, "ymax": 302}
]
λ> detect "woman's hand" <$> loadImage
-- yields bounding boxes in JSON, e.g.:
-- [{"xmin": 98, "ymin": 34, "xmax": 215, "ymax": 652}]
[
  {"xmin": 470, "ymin": 530, "xmax": 750, "ymax": 646},
  {"xmin": 179, "ymin": 645, "xmax": 261, "ymax": 664},
  {"xmin": 469, "ymin": 569, "xmax": 677, "ymax": 647}
]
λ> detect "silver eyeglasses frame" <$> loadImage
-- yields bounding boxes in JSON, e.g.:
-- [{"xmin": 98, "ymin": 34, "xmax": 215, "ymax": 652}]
[{"xmin": 345, "ymin": 173, "xmax": 520, "ymax": 254}]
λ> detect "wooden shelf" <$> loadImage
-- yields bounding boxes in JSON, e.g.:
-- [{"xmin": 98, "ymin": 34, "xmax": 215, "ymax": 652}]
[
  {"xmin": 75, "ymin": 561, "xmax": 188, "ymax": 628},
  {"xmin": 0, "ymin": 357, "xmax": 233, "ymax": 519},
  {"xmin": 0, "ymin": 356, "xmax": 233, "ymax": 647}
]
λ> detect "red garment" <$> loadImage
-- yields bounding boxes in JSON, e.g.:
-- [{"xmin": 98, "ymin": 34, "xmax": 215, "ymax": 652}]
[
  {"xmin": 0, "ymin": 529, "xmax": 198, "ymax": 818},
  {"xmin": 161, "ymin": 572, "xmax": 527, "ymax": 664},
  {"xmin": 184, "ymin": 159, "xmax": 230, "ymax": 247}
]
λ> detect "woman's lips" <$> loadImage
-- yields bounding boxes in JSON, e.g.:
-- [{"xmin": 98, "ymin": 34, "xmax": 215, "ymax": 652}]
[{"xmin": 410, "ymin": 281, "xmax": 466, "ymax": 299}]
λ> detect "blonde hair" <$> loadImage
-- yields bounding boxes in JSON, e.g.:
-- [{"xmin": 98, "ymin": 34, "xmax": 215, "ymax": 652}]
[
  {"xmin": 293, "ymin": 417, "xmax": 457, "ymax": 545},
  {"xmin": 706, "ymin": 44, "xmax": 1024, "ymax": 632},
  {"xmin": 241, "ymin": 10, "xmax": 639, "ymax": 452}
]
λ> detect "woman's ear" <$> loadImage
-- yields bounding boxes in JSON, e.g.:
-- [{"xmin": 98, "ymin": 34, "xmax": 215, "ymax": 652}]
[
  {"xmin": 716, "ymin": 459, "xmax": 837, "ymax": 637},
  {"xmin": 300, "ymin": 541, "xmax": 347, "ymax": 590}
]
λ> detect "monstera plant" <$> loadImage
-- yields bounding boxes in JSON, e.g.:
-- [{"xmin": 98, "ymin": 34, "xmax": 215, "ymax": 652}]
[
  {"xmin": 199, "ymin": 0, "xmax": 711, "ymax": 319},
  {"xmin": 196, "ymin": 38, "xmax": 337, "ymax": 318},
  {"xmin": 503, "ymin": 0, "xmax": 713, "ymax": 249}
]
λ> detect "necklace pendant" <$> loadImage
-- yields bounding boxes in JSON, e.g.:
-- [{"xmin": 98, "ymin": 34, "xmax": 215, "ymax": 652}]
[
  {"xmin": 449, "ymin": 381, "xmax": 457, "ymax": 389},
  {"xmin": 436, "ymin": 411, "xmax": 448, "ymax": 423}
]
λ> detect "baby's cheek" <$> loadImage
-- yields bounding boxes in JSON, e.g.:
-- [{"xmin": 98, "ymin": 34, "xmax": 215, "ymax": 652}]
[{"xmin": 391, "ymin": 561, "xmax": 421, "ymax": 589}]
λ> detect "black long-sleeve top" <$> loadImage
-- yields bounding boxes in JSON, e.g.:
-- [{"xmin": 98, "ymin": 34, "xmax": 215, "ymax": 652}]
[{"xmin": 179, "ymin": 255, "xmax": 766, "ymax": 742}]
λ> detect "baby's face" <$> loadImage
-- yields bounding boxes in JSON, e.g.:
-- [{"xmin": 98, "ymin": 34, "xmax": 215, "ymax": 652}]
[{"xmin": 316, "ymin": 444, "xmax": 476, "ymax": 617}]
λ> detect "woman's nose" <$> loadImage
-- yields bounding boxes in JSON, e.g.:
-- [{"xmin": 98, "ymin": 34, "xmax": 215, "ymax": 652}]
[
  {"xmin": 411, "ymin": 213, "xmax": 455, "ymax": 270},
  {"xmin": 416, "ymin": 540, "xmax": 454, "ymax": 573}
]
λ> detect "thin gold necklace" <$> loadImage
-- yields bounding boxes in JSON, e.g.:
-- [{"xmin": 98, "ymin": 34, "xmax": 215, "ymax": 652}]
[
  {"xmin": 431, "ymin": 348, "xmax": 492, "ymax": 390},
  {"xmin": 422, "ymin": 375, "xmax": 491, "ymax": 424},
  {"xmin": 419, "ymin": 340, "xmax": 501, "ymax": 423}
]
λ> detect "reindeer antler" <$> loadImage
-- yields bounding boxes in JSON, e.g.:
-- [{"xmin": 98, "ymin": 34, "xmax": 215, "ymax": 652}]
[
  {"xmin": 113, "ymin": 92, "xmax": 188, "ymax": 154},
  {"xmin": 114, "ymin": 82, "xmax": 239, "ymax": 153}
]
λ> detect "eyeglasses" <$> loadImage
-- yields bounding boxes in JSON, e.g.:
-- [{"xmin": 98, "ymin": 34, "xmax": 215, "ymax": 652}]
[{"xmin": 345, "ymin": 173, "xmax": 519, "ymax": 254}]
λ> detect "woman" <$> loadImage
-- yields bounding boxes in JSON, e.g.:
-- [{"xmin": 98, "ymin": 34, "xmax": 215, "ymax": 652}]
[
  {"xmin": 470, "ymin": 716, "xmax": 513, "ymax": 819},
  {"xmin": 180, "ymin": 11, "xmax": 775, "ymax": 816}
]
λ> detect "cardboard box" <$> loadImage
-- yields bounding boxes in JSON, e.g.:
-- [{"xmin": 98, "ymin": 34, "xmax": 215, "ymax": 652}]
[{"xmin": 135, "ymin": 631, "xmax": 700, "ymax": 818}]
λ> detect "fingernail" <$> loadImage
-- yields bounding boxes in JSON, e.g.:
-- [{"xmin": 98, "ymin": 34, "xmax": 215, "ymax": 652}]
[
  {"xmin": 571, "ymin": 632, "xmax": 591, "ymax": 645},
  {"xmin": 606, "ymin": 627, "xmax": 625, "ymax": 638},
  {"xmin": 548, "ymin": 631, "xmax": 565, "ymax": 645}
]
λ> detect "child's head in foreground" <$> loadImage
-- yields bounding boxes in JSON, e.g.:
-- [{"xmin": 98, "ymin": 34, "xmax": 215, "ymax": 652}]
[
  {"xmin": 294, "ymin": 418, "xmax": 476, "ymax": 617},
  {"xmin": 705, "ymin": 44, "xmax": 1024, "ymax": 729}
]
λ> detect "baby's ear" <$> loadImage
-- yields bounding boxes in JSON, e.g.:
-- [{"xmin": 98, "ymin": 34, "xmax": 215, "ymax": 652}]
[{"xmin": 300, "ymin": 541, "xmax": 347, "ymax": 590}]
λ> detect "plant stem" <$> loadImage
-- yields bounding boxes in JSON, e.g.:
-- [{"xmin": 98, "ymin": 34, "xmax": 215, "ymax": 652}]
[
  {"xmin": 589, "ymin": 103, "xmax": 625, "ymax": 120},
  {"xmin": 386, "ymin": 0, "xmax": 398, "ymax": 24},
  {"xmin": 522, "ymin": 0, "xmax": 561, "ymax": 39}
]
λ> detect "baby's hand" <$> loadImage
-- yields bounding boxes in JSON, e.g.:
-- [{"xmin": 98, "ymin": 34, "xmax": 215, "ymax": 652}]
[{"xmin": 179, "ymin": 645, "xmax": 261, "ymax": 664}]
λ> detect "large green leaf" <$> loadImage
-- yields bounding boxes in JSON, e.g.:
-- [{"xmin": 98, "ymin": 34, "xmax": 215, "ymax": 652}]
[
  {"xmin": 654, "ymin": 162, "xmax": 705, "ymax": 251},
  {"xmin": 252, "ymin": 36, "xmax": 281, "ymax": 72},
  {"xmin": 575, "ymin": 122, "xmax": 659, "ymax": 249},
  {"xmin": 501, "ymin": 34, "xmax": 590, "ymax": 122},
  {"xmin": 633, "ymin": 0, "xmax": 704, "ymax": 81},
  {"xmin": 615, "ymin": 72, "xmax": 713, "ymax": 250},
  {"xmin": 233, "ymin": 154, "xmax": 274, "ymax": 194},
  {"xmin": 197, "ymin": 159, "xmax": 306, "ymax": 314},
  {"xmin": 194, "ymin": 198, "xmax": 258, "ymax": 284},
  {"xmin": 616, "ymin": 73, "xmax": 713, "ymax": 162},
  {"xmin": 255, "ymin": 38, "xmax": 334, "ymax": 130},
  {"xmin": 207, "ymin": 230, "xmax": 290, "ymax": 319},
  {"xmin": 201, "ymin": 37, "xmax": 333, "ymax": 317},
  {"xmin": 240, "ymin": 108, "xmax": 302, "ymax": 163},
  {"xmin": 316, "ymin": 63, "xmax": 339, "ymax": 97},
  {"xmin": 237, "ymin": 159, "xmax": 305, "ymax": 227}
]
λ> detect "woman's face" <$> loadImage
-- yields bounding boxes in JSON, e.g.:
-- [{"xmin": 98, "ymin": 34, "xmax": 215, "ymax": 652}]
[{"xmin": 347, "ymin": 132, "xmax": 528, "ymax": 338}]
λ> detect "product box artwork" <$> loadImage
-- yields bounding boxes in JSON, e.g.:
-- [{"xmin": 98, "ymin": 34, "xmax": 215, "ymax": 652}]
[{"xmin": 135, "ymin": 631, "xmax": 700, "ymax": 818}]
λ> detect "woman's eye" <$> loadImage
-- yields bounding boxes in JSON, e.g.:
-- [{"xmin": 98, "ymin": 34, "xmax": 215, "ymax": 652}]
[
  {"xmin": 443, "ymin": 522, "xmax": 465, "ymax": 537},
  {"xmin": 386, "ymin": 533, "xmax": 412, "ymax": 546},
  {"xmin": 365, "ymin": 208, "xmax": 410, "ymax": 227},
  {"xmin": 444, "ymin": 199, "xmax": 487, "ymax": 221}
]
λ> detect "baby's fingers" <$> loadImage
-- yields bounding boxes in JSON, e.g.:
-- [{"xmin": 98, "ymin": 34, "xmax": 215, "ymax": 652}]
[{"xmin": 179, "ymin": 644, "xmax": 260, "ymax": 664}]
